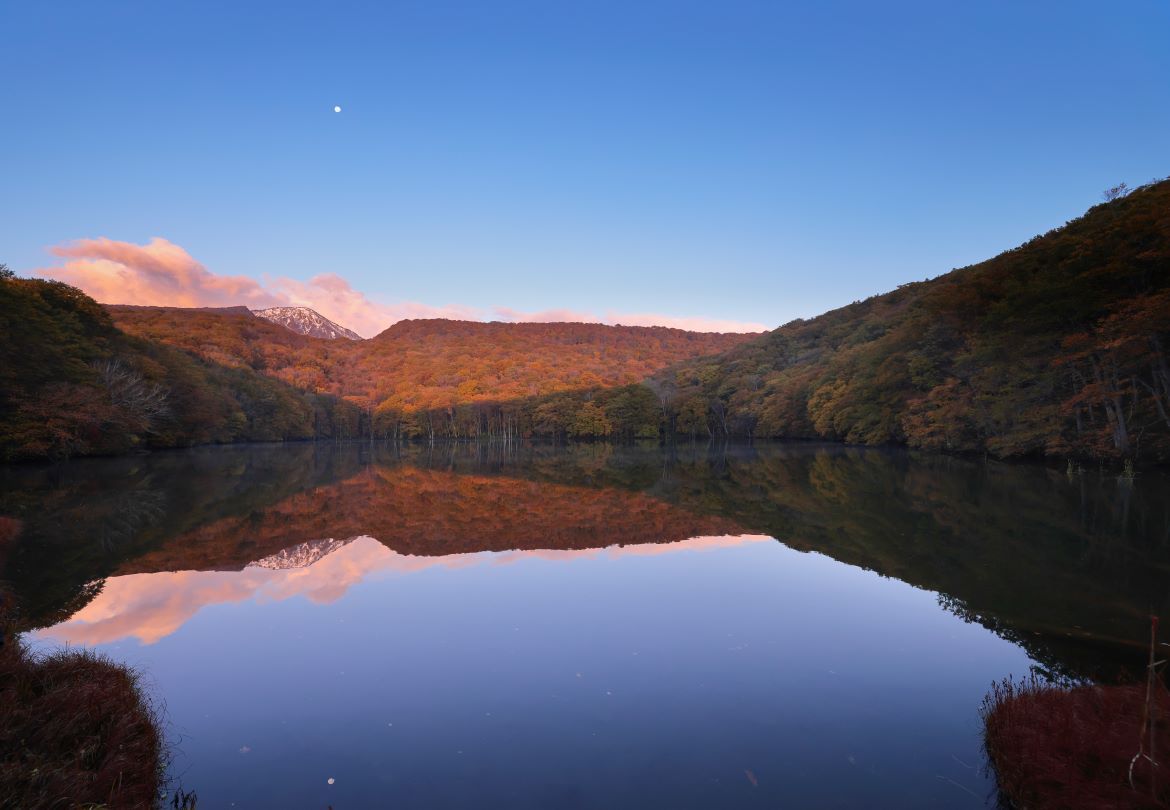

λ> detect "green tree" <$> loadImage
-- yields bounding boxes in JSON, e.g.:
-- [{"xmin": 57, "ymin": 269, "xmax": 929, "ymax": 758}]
[{"xmin": 569, "ymin": 401, "xmax": 612, "ymax": 439}]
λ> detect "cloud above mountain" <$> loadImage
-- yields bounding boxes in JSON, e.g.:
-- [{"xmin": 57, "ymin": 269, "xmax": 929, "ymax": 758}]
[
  {"xmin": 36, "ymin": 237, "xmax": 766, "ymax": 336},
  {"xmin": 38, "ymin": 237, "xmax": 476, "ymax": 338},
  {"xmin": 492, "ymin": 307, "xmax": 767, "ymax": 333}
]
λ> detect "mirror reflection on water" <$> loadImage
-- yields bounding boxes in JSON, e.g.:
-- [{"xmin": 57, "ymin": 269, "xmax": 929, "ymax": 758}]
[{"xmin": 2, "ymin": 442, "xmax": 1167, "ymax": 808}]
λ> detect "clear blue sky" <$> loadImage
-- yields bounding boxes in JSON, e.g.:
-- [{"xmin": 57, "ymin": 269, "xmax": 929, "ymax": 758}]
[{"xmin": 3, "ymin": 0, "xmax": 1168, "ymax": 330}]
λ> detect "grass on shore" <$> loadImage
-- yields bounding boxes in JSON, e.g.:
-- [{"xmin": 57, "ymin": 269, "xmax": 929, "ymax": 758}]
[
  {"xmin": 983, "ymin": 676, "xmax": 1169, "ymax": 809},
  {"xmin": 0, "ymin": 630, "xmax": 166, "ymax": 809}
]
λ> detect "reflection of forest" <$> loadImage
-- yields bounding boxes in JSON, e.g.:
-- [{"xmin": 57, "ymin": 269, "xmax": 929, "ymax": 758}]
[
  {"xmin": 2, "ymin": 442, "xmax": 1168, "ymax": 678},
  {"xmin": 119, "ymin": 464, "xmax": 744, "ymax": 573}
]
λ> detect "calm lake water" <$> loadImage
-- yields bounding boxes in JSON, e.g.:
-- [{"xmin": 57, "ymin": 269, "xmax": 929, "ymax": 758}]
[{"xmin": 3, "ymin": 442, "xmax": 1168, "ymax": 808}]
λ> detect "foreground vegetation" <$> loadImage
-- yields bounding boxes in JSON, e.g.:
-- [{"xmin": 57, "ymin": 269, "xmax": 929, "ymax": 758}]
[
  {"xmin": 983, "ymin": 676, "xmax": 1168, "ymax": 809},
  {"xmin": 0, "ymin": 630, "xmax": 165, "ymax": 808}
]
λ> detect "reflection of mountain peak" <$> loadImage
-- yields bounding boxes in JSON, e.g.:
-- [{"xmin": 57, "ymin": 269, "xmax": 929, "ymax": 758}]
[{"xmin": 248, "ymin": 537, "xmax": 355, "ymax": 570}]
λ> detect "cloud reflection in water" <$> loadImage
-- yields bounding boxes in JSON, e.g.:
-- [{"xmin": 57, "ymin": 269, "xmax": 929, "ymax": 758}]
[{"xmin": 38, "ymin": 534, "xmax": 772, "ymax": 646}]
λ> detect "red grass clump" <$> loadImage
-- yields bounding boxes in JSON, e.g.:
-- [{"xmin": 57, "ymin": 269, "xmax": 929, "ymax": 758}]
[
  {"xmin": 983, "ymin": 676, "xmax": 1169, "ymax": 809},
  {"xmin": 0, "ymin": 633, "xmax": 164, "ymax": 809}
]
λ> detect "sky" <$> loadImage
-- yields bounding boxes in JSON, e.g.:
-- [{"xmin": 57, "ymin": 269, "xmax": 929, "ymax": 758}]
[{"xmin": 2, "ymin": 0, "xmax": 1168, "ymax": 336}]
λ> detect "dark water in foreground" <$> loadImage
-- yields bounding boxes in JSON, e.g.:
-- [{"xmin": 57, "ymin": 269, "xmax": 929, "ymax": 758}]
[{"xmin": 2, "ymin": 442, "xmax": 1168, "ymax": 808}]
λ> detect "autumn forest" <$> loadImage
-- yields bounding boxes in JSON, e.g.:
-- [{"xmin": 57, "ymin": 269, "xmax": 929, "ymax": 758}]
[{"xmin": 2, "ymin": 178, "xmax": 1168, "ymax": 464}]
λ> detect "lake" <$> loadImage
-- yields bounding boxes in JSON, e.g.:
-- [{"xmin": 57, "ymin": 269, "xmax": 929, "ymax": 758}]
[{"xmin": 3, "ymin": 442, "xmax": 1168, "ymax": 808}]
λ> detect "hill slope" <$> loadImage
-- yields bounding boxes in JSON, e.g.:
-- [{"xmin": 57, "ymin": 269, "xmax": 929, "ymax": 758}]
[
  {"xmin": 107, "ymin": 308, "xmax": 755, "ymax": 411},
  {"xmin": 4, "ymin": 180, "xmax": 1167, "ymax": 461},
  {"xmin": 658, "ymin": 178, "xmax": 1170, "ymax": 461},
  {"xmin": 355, "ymin": 319, "xmax": 753, "ymax": 409},
  {"xmin": 0, "ymin": 283, "xmax": 364, "ymax": 461}
]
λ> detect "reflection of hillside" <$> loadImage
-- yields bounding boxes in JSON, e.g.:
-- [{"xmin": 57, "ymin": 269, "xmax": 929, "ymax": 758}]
[
  {"xmin": 406, "ymin": 442, "xmax": 1170, "ymax": 677},
  {"xmin": 6, "ymin": 441, "xmax": 1170, "ymax": 679},
  {"xmin": 0, "ymin": 444, "xmax": 367, "ymax": 628},
  {"xmin": 505, "ymin": 444, "xmax": 1170, "ymax": 677},
  {"xmin": 117, "ymin": 465, "xmax": 745, "ymax": 575}
]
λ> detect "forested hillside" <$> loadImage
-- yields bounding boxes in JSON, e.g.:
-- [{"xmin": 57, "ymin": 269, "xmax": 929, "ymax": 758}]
[
  {"xmin": 109, "ymin": 304, "xmax": 356, "ymax": 395},
  {"xmin": 358, "ymin": 319, "xmax": 751, "ymax": 407},
  {"xmin": 3, "ymin": 179, "xmax": 1167, "ymax": 462},
  {"xmin": 1, "ymin": 283, "xmax": 752, "ymax": 460},
  {"xmin": 108, "ymin": 307, "xmax": 754, "ymax": 441},
  {"xmin": 655, "ymin": 179, "xmax": 1170, "ymax": 462},
  {"xmin": 0, "ymin": 276, "xmax": 363, "ymax": 461},
  {"xmin": 110, "ymin": 309, "xmax": 752, "ymax": 403}
]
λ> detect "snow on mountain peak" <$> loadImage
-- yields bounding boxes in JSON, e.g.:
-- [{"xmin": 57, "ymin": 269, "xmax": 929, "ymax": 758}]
[{"xmin": 251, "ymin": 306, "xmax": 362, "ymax": 340}]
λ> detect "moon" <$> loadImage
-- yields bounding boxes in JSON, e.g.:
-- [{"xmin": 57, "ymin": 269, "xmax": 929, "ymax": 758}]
[{"xmin": 333, "ymin": 105, "xmax": 342, "ymax": 113}]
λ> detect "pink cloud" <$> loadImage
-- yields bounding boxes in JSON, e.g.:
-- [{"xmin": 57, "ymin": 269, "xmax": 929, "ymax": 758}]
[
  {"xmin": 37, "ymin": 237, "xmax": 477, "ymax": 338},
  {"xmin": 602, "ymin": 311, "xmax": 767, "ymax": 333},
  {"xmin": 46, "ymin": 237, "xmax": 280, "ymax": 309},
  {"xmin": 493, "ymin": 306, "xmax": 766, "ymax": 333},
  {"xmin": 268, "ymin": 272, "xmax": 478, "ymax": 338},
  {"xmin": 492, "ymin": 306, "xmax": 602, "ymax": 324},
  {"xmin": 35, "ymin": 534, "xmax": 772, "ymax": 646},
  {"xmin": 36, "ymin": 236, "xmax": 766, "ymax": 337}
]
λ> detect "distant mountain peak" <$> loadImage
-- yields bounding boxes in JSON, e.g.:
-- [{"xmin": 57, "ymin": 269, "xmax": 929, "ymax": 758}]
[{"xmin": 252, "ymin": 306, "xmax": 361, "ymax": 340}]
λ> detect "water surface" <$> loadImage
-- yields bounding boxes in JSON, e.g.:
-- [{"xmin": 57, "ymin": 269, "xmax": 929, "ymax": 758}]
[{"xmin": 3, "ymin": 443, "xmax": 1167, "ymax": 808}]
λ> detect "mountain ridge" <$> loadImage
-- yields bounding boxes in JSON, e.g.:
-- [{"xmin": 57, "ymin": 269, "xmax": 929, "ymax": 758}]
[
  {"xmin": 102, "ymin": 306, "xmax": 756, "ymax": 414},
  {"xmin": 370, "ymin": 317, "xmax": 760, "ymax": 342},
  {"xmin": 652, "ymin": 177, "xmax": 1170, "ymax": 460},
  {"xmin": 2, "ymin": 178, "xmax": 1168, "ymax": 462}
]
